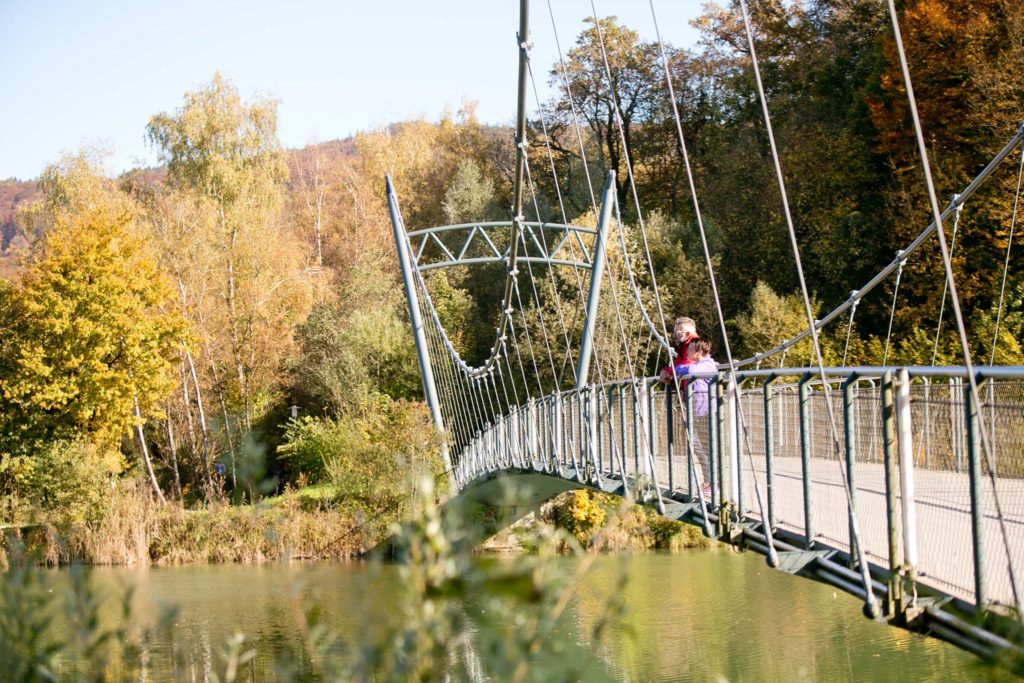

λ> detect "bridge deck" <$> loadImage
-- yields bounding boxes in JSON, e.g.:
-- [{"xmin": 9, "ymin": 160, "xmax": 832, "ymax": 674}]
[{"xmin": 647, "ymin": 453, "xmax": 1024, "ymax": 606}]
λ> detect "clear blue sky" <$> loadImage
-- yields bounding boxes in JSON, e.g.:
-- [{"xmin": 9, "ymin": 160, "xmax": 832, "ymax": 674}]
[{"xmin": 0, "ymin": 0, "xmax": 701, "ymax": 180}]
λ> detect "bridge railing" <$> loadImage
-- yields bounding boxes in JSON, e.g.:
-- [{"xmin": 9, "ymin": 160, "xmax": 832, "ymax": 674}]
[{"xmin": 453, "ymin": 366, "xmax": 1024, "ymax": 615}]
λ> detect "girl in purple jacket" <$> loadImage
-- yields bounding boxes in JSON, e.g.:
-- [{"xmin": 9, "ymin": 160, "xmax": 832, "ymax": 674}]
[{"xmin": 672, "ymin": 338, "xmax": 715, "ymax": 416}]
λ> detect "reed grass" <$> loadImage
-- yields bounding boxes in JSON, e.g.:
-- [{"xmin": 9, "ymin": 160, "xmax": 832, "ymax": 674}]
[{"xmin": 2, "ymin": 479, "xmax": 373, "ymax": 567}]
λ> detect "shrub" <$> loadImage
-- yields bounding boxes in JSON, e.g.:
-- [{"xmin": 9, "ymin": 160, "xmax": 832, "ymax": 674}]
[
  {"xmin": 277, "ymin": 416, "xmax": 349, "ymax": 482},
  {"xmin": 277, "ymin": 396, "xmax": 443, "ymax": 518},
  {"xmin": 4, "ymin": 440, "xmax": 123, "ymax": 526},
  {"xmin": 552, "ymin": 490, "xmax": 607, "ymax": 546}
]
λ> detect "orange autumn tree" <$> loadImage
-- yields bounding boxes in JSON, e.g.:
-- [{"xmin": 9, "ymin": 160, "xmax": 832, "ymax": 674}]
[{"xmin": 867, "ymin": 0, "xmax": 1024, "ymax": 346}]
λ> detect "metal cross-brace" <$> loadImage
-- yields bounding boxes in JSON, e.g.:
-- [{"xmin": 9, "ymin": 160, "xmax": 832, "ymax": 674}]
[{"xmin": 406, "ymin": 221, "xmax": 599, "ymax": 272}]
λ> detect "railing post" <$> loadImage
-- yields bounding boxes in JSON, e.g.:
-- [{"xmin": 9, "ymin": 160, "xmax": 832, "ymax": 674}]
[
  {"xmin": 555, "ymin": 393, "xmax": 564, "ymax": 470},
  {"xmin": 528, "ymin": 405, "xmax": 534, "ymax": 470},
  {"xmin": 735, "ymin": 378, "xmax": 744, "ymax": 520},
  {"xmin": 584, "ymin": 386, "xmax": 601, "ymax": 484},
  {"xmin": 607, "ymin": 387, "xmax": 617, "ymax": 479},
  {"xmin": 842, "ymin": 374, "xmax": 860, "ymax": 570},
  {"xmin": 666, "ymin": 385, "xmax": 675, "ymax": 492},
  {"xmin": 712, "ymin": 375, "xmax": 724, "ymax": 510},
  {"xmin": 594, "ymin": 389, "xmax": 601, "ymax": 476},
  {"xmin": 716, "ymin": 376, "xmax": 724, "ymax": 516},
  {"xmin": 572, "ymin": 393, "xmax": 581, "ymax": 473},
  {"xmin": 633, "ymin": 382, "xmax": 642, "ymax": 481},
  {"xmin": 965, "ymin": 374, "xmax": 987, "ymax": 610},
  {"xmin": 648, "ymin": 380, "xmax": 658, "ymax": 485},
  {"xmin": 569, "ymin": 392, "xmax": 576, "ymax": 472},
  {"xmin": 798, "ymin": 373, "xmax": 814, "ymax": 549},
  {"xmin": 618, "ymin": 385, "xmax": 628, "ymax": 487},
  {"xmin": 546, "ymin": 396, "xmax": 554, "ymax": 472},
  {"xmin": 896, "ymin": 368, "xmax": 918, "ymax": 600},
  {"xmin": 725, "ymin": 376, "xmax": 739, "ymax": 507},
  {"xmin": 881, "ymin": 371, "xmax": 901, "ymax": 614},
  {"xmin": 763, "ymin": 375, "xmax": 777, "ymax": 531},
  {"xmin": 685, "ymin": 379, "xmax": 695, "ymax": 499}
]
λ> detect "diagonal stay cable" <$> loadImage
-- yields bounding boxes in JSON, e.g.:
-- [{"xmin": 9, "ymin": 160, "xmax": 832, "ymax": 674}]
[
  {"xmin": 738, "ymin": 0, "xmax": 879, "ymax": 613},
  {"xmin": 841, "ymin": 295, "xmax": 859, "ymax": 367},
  {"xmin": 731, "ymin": 129, "xmax": 1023, "ymax": 368},
  {"xmin": 881, "ymin": 256, "xmax": 905, "ymax": 367},
  {"xmin": 584, "ymin": 7, "xmax": 700, "ymax": 500},
  {"xmin": 589, "ymin": 0, "xmax": 675, "ymax": 355},
  {"xmin": 526, "ymin": 53, "xmax": 600, "ymax": 389},
  {"xmin": 546, "ymin": 2, "xmax": 656, "ymax": 493},
  {"xmin": 930, "ymin": 201, "xmax": 964, "ymax": 365},
  {"xmin": 648, "ymin": 0, "xmax": 767, "ymax": 546},
  {"xmin": 546, "ymin": 0, "xmax": 598, "ymax": 209},
  {"xmin": 522, "ymin": 151, "xmax": 577, "ymax": 389},
  {"xmin": 571, "ymin": 34, "xmax": 715, "ymax": 515},
  {"xmin": 884, "ymin": 0, "xmax": 1021, "ymax": 614},
  {"xmin": 990, "ymin": 145, "xmax": 1024, "ymax": 364}
]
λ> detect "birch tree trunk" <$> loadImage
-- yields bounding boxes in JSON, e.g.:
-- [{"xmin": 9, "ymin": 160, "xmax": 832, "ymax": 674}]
[
  {"xmin": 165, "ymin": 414, "xmax": 183, "ymax": 499},
  {"xmin": 134, "ymin": 396, "xmax": 167, "ymax": 504},
  {"xmin": 184, "ymin": 347, "xmax": 214, "ymax": 494}
]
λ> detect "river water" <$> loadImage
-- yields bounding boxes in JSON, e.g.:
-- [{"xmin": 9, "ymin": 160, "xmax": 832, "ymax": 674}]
[{"xmin": 74, "ymin": 549, "xmax": 997, "ymax": 681}]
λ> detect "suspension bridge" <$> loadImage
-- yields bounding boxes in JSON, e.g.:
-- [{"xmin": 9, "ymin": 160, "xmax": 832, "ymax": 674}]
[{"xmin": 386, "ymin": 0, "xmax": 1024, "ymax": 668}]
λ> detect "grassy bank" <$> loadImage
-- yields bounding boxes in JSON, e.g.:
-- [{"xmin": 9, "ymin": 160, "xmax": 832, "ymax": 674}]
[
  {"xmin": 4, "ymin": 482, "xmax": 714, "ymax": 569},
  {"xmin": 2, "ymin": 481, "xmax": 378, "ymax": 568}
]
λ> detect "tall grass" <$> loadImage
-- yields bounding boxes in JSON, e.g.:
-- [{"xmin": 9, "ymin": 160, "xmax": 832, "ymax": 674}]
[{"xmin": 3, "ymin": 480, "xmax": 370, "ymax": 567}]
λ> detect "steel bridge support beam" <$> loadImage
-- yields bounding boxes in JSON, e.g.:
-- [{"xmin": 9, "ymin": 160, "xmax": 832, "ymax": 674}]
[
  {"xmin": 842, "ymin": 374, "xmax": 860, "ymax": 570},
  {"xmin": 881, "ymin": 371, "xmax": 900, "ymax": 616},
  {"xmin": 763, "ymin": 375, "xmax": 778, "ymax": 532},
  {"xmin": 799, "ymin": 373, "xmax": 814, "ymax": 549},
  {"xmin": 386, "ymin": 176, "xmax": 452, "ymax": 481},
  {"xmin": 965, "ymin": 375, "xmax": 986, "ymax": 610},
  {"xmin": 896, "ymin": 368, "xmax": 919, "ymax": 607},
  {"xmin": 575, "ymin": 171, "xmax": 616, "ymax": 390}
]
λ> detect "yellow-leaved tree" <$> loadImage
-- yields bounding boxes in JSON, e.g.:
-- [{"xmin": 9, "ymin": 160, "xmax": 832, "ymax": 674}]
[
  {"xmin": 146, "ymin": 73, "xmax": 317, "ymax": 445},
  {"xmin": 0, "ymin": 156, "xmax": 186, "ymax": 513}
]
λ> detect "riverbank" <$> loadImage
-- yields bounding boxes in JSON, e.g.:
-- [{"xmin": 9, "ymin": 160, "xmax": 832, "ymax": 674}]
[
  {"xmin": 1, "ymin": 482, "xmax": 373, "ymax": 568},
  {"xmin": 3, "ymin": 483, "xmax": 714, "ymax": 568}
]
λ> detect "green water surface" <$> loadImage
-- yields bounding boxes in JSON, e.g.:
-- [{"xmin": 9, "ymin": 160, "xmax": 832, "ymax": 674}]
[{"xmin": 68, "ymin": 550, "xmax": 1001, "ymax": 681}]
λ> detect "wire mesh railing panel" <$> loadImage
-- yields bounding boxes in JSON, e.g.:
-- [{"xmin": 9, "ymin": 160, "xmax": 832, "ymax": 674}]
[
  {"xmin": 978, "ymin": 379, "xmax": 1024, "ymax": 608},
  {"xmin": 606, "ymin": 389, "xmax": 622, "ymax": 478},
  {"xmin": 912, "ymin": 379, "xmax": 966, "ymax": 472},
  {"xmin": 737, "ymin": 388, "xmax": 766, "ymax": 522},
  {"xmin": 767, "ymin": 385, "xmax": 805, "ymax": 539},
  {"xmin": 596, "ymin": 392, "xmax": 607, "ymax": 477},
  {"xmin": 847, "ymin": 385, "xmax": 895, "ymax": 571},
  {"xmin": 667, "ymin": 389, "xmax": 688, "ymax": 496},
  {"xmin": 907, "ymin": 379, "xmax": 975, "ymax": 601},
  {"xmin": 984, "ymin": 380, "xmax": 1024, "ymax": 480},
  {"xmin": 626, "ymin": 387, "xmax": 641, "ymax": 482},
  {"xmin": 649, "ymin": 387, "xmax": 670, "ymax": 488},
  {"xmin": 807, "ymin": 386, "xmax": 853, "ymax": 553}
]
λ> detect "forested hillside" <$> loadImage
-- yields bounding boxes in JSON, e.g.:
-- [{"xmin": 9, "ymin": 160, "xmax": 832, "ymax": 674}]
[{"xmin": 1, "ymin": 0, "xmax": 1021, "ymax": 544}]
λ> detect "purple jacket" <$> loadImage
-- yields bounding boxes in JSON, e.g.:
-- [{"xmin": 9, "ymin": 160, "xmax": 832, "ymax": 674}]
[{"xmin": 673, "ymin": 356, "xmax": 716, "ymax": 417}]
